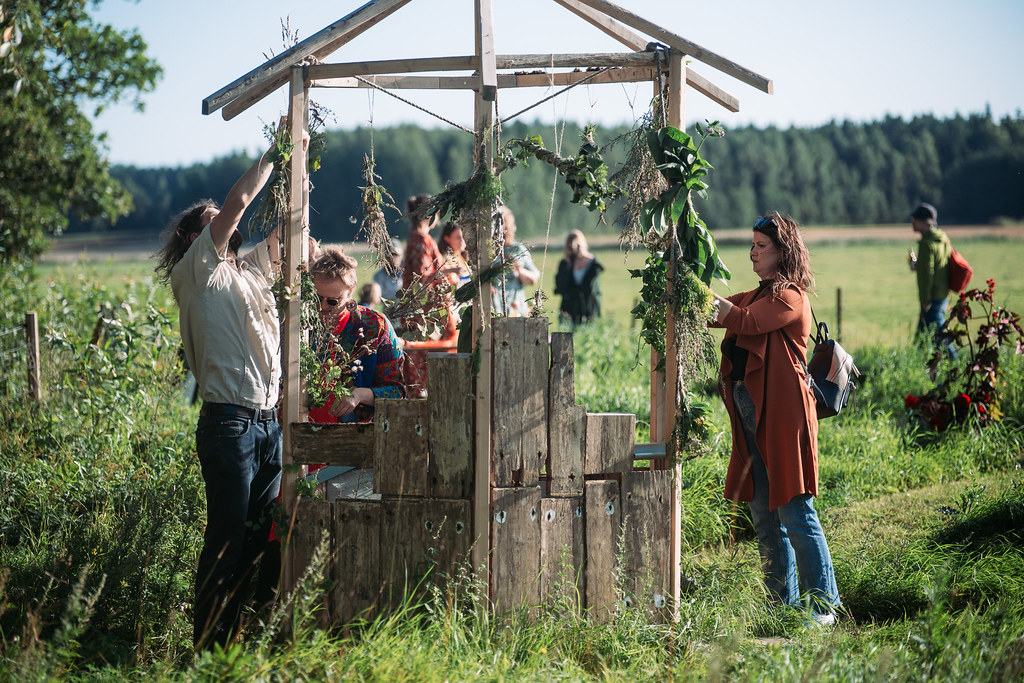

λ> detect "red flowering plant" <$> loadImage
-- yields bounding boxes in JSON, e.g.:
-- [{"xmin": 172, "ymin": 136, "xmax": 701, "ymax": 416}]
[{"xmin": 905, "ymin": 279, "xmax": 1023, "ymax": 430}]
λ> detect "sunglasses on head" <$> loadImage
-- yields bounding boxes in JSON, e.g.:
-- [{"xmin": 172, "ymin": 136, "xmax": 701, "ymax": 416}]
[{"xmin": 753, "ymin": 217, "xmax": 777, "ymax": 232}]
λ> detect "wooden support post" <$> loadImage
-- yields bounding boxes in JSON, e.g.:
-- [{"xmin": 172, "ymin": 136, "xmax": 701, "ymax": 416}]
[
  {"xmin": 548, "ymin": 332, "xmax": 585, "ymax": 496},
  {"xmin": 471, "ymin": 0, "xmax": 496, "ymax": 582},
  {"xmin": 333, "ymin": 500, "xmax": 382, "ymax": 625},
  {"xmin": 491, "ymin": 486, "xmax": 541, "ymax": 613},
  {"xmin": 25, "ymin": 312, "xmax": 40, "ymax": 402},
  {"xmin": 428, "ymin": 353, "xmax": 475, "ymax": 499},
  {"xmin": 281, "ymin": 65, "xmax": 309, "ymax": 595},
  {"xmin": 621, "ymin": 470, "xmax": 673, "ymax": 621},
  {"xmin": 374, "ymin": 399, "xmax": 430, "ymax": 498},
  {"xmin": 539, "ymin": 496, "xmax": 583, "ymax": 608},
  {"xmin": 584, "ymin": 413, "xmax": 636, "ymax": 475},
  {"xmin": 583, "ymin": 479, "xmax": 620, "ymax": 622}
]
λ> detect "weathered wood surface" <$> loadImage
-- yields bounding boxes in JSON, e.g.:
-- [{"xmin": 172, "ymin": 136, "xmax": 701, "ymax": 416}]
[
  {"xmin": 548, "ymin": 332, "xmax": 585, "ymax": 496},
  {"xmin": 475, "ymin": 0, "xmax": 497, "ymax": 100},
  {"xmin": 568, "ymin": 0, "xmax": 773, "ymax": 94},
  {"xmin": 206, "ymin": 0, "xmax": 414, "ymax": 118},
  {"xmin": 539, "ymin": 497, "xmax": 583, "ymax": 608},
  {"xmin": 492, "ymin": 318, "xmax": 548, "ymax": 486},
  {"xmin": 289, "ymin": 499, "xmax": 331, "ymax": 627},
  {"xmin": 25, "ymin": 311, "xmax": 40, "ymax": 402},
  {"xmin": 381, "ymin": 498, "xmax": 471, "ymax": 607},
  {"xmin": 332, "ymin": 500, "xmax": 382, "ymax": 625},
  {"xmin": 583, "ymin": 479, "xmax": 620, "ymax": 622},
  {"xmin": 620, "ymin": 469, "xmax": 673, "ymax": 621},
  {"xmin": 584, "ymin": 413, "xmax": 635, "ymax": 475},
  {"xmin": 312, "ymin": 68, "xmax": 659, "ymax": 91},
  {"xmin": 428, "ymin": 353, "xmax": 474, "ymax": 499},
  {"xmin": 289, "ymin": 422, "xmax": 375, "ymax": 467},
  {"xmin": 374, "ymin": 399, "xmax": 429, "ymax": 497},
  {"xmin": 491, "ymin": 486, "xmax": 541, "ymax": 613}
]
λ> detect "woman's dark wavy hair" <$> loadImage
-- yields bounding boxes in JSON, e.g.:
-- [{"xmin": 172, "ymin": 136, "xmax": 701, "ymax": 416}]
[
  {"xmin": 753, "ymin": 211, "xmax": 815, "ymax": 296},
  {"xmin": 153, "ymin": 199, "xmax": 218, "ymax": 284}
]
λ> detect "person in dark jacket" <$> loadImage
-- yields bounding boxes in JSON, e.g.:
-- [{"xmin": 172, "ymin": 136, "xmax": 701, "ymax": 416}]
[{"xmin": 554, "ymin": 229, "xmax": 603, "ymax": 326}]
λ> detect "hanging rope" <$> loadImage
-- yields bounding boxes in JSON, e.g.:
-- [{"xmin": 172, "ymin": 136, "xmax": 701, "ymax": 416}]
[
  {"xmin": 498, "ymin": 66, "xmax": 616, "ymax": 125},
  {"xmin": 352, "ymin": 76, "xmax": 475, "ymax": 134}
]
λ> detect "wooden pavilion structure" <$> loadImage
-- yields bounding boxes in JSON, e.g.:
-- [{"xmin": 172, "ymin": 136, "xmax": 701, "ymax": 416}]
[{"xmin": 203, "ymin": 0, "xmax": 771, "ymax": 623}]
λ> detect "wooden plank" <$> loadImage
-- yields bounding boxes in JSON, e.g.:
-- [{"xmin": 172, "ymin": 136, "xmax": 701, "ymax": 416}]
[
  {"xmin": 380, "ymin": 498, "xmax": 471, "ymax": 607},
  {"xmin": 428, "ymin": 353, "xmax": 475, "ymax": 499},
  {"xmin": 583, "ymin": 479, "xmax": 620, "ymax": 622},
  {"xmin": 290, "ymin": 422, "xmax": 375, "ymax": 467},
  {"xmin": 523, "ymin": 318, "xmax": 549, "ymax": 485},
  {"xmin": 548, "ymin": 332, "xmax": 584, "ymax": 496},
  {"xmin": 204, "ymin": 0, "xmax": 414, "ymax": 117},
  {"xmin": 620, "ymin": 470, "xmax": 673, "ymax": 621},
  {"xmin": 308, "ymin": 55, "xmax": 478, "ymax": 80},
  {"xmin": 312, "ymin": 68, "xmax": 658, "ymax": 91},
  {"xmin": 491, "ymin": 486, "xmax": 541, "ymax": 613},
  {"xmin": 686, "ymin": 69, "xmax": 739, "ymax": 113},
  {"xmin": 539, "ymin": 497, "xmax": 583, "ymax": 608},
  {"xmin": 374, "ymin": 399, "xmax": 430, "ymax": 497},
  {"xmin": 475, "ymin": 0, "xmax": 497, "ymax": 101},
  {"xmin": 290, "ymin": 499, "xmax": 331, "ymax": 627},
  {"xmin": 332, "ymin": 499, "xmax": 382, "ymax": 625},
  {"xmin": 584, "ymin": 413, "xmax": 636, "ymax": 475},
  {"xmin": 492, "ymin": 318, "xmax": 525, "ymax": 486},
  {"xmin": 569, "ymin": 0, "xmax": 773, "ymax": 94}
]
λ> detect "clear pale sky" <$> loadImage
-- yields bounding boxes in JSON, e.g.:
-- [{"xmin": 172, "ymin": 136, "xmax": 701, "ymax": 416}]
[{"xmin": 91, "ymin": 0, "xmax": 1024, "ymax": 168}]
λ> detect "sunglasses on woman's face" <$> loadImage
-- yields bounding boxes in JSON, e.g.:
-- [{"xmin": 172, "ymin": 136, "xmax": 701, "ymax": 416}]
[{"xmin": 316, "ymin": 294, "xmax": 342, "ymax": 308}]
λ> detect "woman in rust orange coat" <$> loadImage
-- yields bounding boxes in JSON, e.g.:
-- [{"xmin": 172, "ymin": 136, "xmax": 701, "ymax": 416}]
[{"xmin": 711, "ymin": 212, "xmax": 842, "ymax": 627}]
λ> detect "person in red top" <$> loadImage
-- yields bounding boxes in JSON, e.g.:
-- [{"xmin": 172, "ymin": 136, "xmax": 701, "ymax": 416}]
[
  {"xmin": 401, "ymin": 194, "xmax": 443, "ymax": 292},
  {"xmin": 711, "ymin": 212, "xmax": 842, "ymax": 628}
]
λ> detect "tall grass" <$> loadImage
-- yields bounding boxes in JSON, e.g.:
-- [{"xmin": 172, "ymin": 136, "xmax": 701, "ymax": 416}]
[{"xmin": 2, "ymin": 255, "xmax": 1023, "ymax": 680}]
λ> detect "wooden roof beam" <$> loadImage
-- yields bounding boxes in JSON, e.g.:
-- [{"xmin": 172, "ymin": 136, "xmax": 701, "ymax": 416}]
[
  {"xmin": 567, "ymin": 0, "xmax": 773, "ymax": 94},
  {"xmin": 204, "ymin": 0, "xmax": 415, "ymax": 118},
  {"xmin": 310, "ymin": 67, "xmax": 661, "ymax": 91}
]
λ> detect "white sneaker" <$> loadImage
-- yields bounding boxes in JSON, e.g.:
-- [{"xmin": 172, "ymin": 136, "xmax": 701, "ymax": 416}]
[{"xmin": 808, "ymin": 611, "xmax": 837, "ymax": 628}]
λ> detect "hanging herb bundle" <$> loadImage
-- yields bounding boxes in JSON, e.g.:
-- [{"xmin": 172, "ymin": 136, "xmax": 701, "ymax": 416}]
[
  {"xmin": 356, "ymin": 151, "xmax": 401, "ymax": 273},
  {"xmin": 248, "ymin": 102, "xmax": 331, "ymax": 238}
]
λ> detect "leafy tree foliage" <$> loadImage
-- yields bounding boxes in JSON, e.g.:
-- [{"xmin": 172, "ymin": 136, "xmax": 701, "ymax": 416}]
[{"xmin": 0, "ymin": 1, "xmax": 161, "ymax": 263}]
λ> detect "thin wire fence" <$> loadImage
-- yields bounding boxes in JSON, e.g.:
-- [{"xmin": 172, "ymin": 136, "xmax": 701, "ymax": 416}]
[{"xmin": 0, "ymin": 320, "xmax": 27, "ymax": 399}]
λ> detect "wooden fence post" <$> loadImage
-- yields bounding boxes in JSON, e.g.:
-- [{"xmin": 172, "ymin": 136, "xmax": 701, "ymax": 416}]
[{"xmin": 25, "ymin": 312, "xmax": 40, "ymax": 402}]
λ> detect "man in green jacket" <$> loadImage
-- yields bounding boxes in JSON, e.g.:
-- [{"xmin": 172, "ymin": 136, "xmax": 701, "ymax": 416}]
[{"xmin": 909, "ymin": 202, "xmax": 955, "ymax": 352}]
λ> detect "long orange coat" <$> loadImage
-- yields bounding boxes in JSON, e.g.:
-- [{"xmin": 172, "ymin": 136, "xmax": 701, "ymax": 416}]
[{"xmin": 715, "ymin": 283, "xmax": 819, "ymax": 510}]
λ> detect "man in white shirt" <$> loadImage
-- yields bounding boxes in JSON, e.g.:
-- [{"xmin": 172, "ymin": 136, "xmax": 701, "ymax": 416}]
[{"xmin": 155, "ymin": 143, "xmax": 282, "ymax": 649}]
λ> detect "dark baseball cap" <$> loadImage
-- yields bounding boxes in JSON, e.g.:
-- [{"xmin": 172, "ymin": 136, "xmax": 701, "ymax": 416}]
[{"xmin": 910, "ymin": 202, "xmax": 937, "ymax": 225}]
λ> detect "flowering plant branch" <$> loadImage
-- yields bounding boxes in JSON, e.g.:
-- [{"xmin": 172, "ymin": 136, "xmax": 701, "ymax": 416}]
[{"xmin": 905, "ymin": 278, "xmax": 1023, "ymax": 430}]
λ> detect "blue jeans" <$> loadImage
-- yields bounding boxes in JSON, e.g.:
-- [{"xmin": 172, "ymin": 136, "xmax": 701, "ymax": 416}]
[
  {"xmin": 733, "ymin": 382, "xmax": 842, "ymax": 614},
  {"xmin": 917, "ymin": 298, "xmax": 958, "ymax": 358},
  {"xmin": 193, "ymin": 405, "xmax": 282, "ymax": 648}
]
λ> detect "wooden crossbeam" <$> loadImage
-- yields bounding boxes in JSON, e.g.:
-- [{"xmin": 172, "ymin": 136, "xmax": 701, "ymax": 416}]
[
  {"xmin": 568, "ymin": 0, "xmax": 773, "ymax": 94},
  {"xmin": 205, "ymin": 0, "xmax": 414, "ymax": 119},
  {"xmin": 311, "ymin": 67, "xmax": 658, "ymax": 91}
]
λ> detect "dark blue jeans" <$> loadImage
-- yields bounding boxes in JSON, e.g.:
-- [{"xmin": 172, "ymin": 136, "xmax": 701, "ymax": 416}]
[
  {"xmin": 193, "ymin": 406, "xmax": 281, "ymax": 649},
  {"xmin": 917, "ymin": 298, "xmax": 958, "ymax": 358}
]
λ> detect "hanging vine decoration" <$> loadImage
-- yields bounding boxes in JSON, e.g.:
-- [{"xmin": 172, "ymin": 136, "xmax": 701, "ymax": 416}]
[
  {"xmin": 626, "ymin": 119, "xmax": 729, "ymax": 458},
  {"xmin": 356, "ymin": 151, "xmax": 402, "ymax": 274},
  {"xmin": 248, "ymin": 102, "xmax": 331, "ymax": 238}
]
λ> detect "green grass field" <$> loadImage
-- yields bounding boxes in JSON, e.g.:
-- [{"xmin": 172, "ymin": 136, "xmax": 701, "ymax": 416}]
[{"xmin": 10, "ymin": 230, "xmax": 1023, "ymax": 681}]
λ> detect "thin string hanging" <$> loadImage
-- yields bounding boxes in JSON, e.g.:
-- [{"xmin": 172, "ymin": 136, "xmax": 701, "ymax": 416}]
[
  {"xmin": 498, "ymin": 66, "xmax": 616, "ymax": 125},
  {"xmin": 353, "ymin": 75, "xmax": 474, "ymax": 134}
]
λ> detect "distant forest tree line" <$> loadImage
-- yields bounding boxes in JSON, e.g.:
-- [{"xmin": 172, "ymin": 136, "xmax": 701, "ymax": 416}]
[{"xmin": 70, "ymin": 112, "xmax": 1024, "ymax": 244}]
